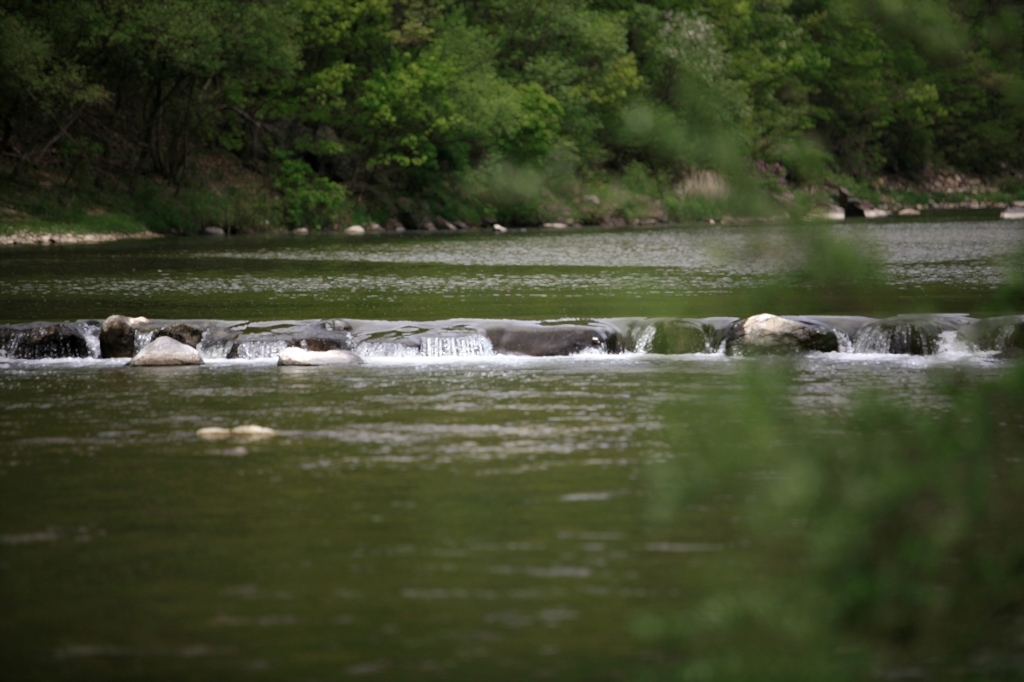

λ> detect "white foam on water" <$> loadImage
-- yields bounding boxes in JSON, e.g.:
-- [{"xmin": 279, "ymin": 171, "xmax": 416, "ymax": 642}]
[
  {"xmin": 230, "ymin": 339, "xmax": 289, "ymax": 360},
  {"xmin": 632, "ymin": 325, "xmax": 656, "ymax": 354},
  {"xmin": 355, "ymin": 342, "xmax": 420, "ymax": 358},
  {"xmin": 419, "ymin": 335, "xmax": 494, "ymax": 357}
]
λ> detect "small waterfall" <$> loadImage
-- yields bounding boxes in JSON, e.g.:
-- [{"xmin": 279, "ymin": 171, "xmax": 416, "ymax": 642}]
[
  {"xmin": 133, "ymin": 331, "xmax": 155, "ymax": 354},
  {"xmin": 356, "ymin": 342, "xmax": 421, "ymax": 358},
  {"xmin": 935, "ymin": 330, "xmax": 971, "ymax": 355},
  {"xmin": 0, "ymin": 323, "xmax": 95, "ymax": 359},
  {"xmin": 197, "ymin": 331, "xmax": 235, "ymax": 359},
  {"xmin": 631, "ymin": 325, "xmax": 656, "ymax": 354},
  {"xmin": 834, "ymin": 330, "xmax": 854, "ymax": 354},
  {"xmin": 229, "ymin": 339, "xmax": 290, "ymax": 359},
  {"xmin": 419, "ymin": 335, "xmax": 494, "ymax": 357},
  {"xmin": 853, "ymin": 323, "xmax": 937, "ymax": 355}
]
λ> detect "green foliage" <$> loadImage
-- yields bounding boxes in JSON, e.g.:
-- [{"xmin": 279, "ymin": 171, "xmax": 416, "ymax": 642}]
[
  {"xmin": 1, "ymin": 0, "xmax": 1023, "ymax": 220},
  {"xmin": 274, "ymin": 157, "xmax": 349, "ymax": 229},
  {"xmin": 641, "ymin": 359, "xmax": 1024, "ymax": 680}
]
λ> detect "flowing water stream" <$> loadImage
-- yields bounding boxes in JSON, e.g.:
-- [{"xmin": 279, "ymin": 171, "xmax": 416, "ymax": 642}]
[{"xmin": 1, "ymin": 214, "xmax": 1022, "ymax": 680}]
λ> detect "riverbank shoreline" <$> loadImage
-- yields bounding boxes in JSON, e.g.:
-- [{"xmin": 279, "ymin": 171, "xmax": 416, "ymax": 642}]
[{"xmin": 0, "ymin": 230, "xmax": 163, "ymax": 246}]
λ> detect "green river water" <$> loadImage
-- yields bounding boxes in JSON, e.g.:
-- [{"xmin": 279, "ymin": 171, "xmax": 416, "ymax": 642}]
[{"xmin": 1, "ymin": 216, "xmax": 1023, "ymax": 680}]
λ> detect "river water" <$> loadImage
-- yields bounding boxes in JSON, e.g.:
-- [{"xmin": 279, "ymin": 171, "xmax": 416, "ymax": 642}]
[{"xmin": 1, "ymin": 215, "xmax": 1022, "ymax": 680}]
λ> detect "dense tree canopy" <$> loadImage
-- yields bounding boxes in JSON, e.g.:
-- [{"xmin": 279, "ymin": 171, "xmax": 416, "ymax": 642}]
[{"xmin": 1, "ymin": 0, "xmax": 1021, "ymax": 220}]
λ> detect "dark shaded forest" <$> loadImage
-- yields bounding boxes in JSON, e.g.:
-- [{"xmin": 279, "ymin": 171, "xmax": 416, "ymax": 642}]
[{"xmin": 2, "ymin": 0, "xmax": 1022, "ymax": 229}]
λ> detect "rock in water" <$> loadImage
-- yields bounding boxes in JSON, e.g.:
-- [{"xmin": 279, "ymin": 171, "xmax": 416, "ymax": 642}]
[
  {"xmin": 0, "ymin": 323, "xmax": 91, "ymax": 359},
  {"xmin": 853, "ymin": 314, "xmax": 971, "ymax": 355},
  {"xmin": 277, "ymin": 347, "xmax": 363, "ymax": 366},
  {"xmin": 484, "ymin": 322, "xmax": 619, "ymax": 356},
  {"xmin": 128, "ymin": 336, "xmax": 204, "ymax": 366},
  {"xmin": 196, "ymin": 427, "xmax": 232, "ymax": 439},
  {"xmin": 230, "ymin": 425, "xmax": 278, "ymax": 438},
  {"xmin": 100, "ymin": 315, "xmax": 137, "ymax": 358},
  {"xmin": 153, "ymin": 322, "xmax": 205, "ymax": 348},
  {"xmin": 725, "ymin": 313, "xmax": 839, "ymax": 355}
]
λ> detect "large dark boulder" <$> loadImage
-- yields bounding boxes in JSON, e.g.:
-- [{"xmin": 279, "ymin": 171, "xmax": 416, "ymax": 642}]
[
  {"xmin": 0, "ymin": 323, "xmax": 90, "ymax": 359},
  {"xmin": 725, "ymin": 314, "xmax": 839, "ymax": 356},
  {"xmin": 100, "ymin": 315, "xmax": 138, "ymax": 358},
  {"xmin": 853, "ymin": 314, "xmax": 971, "ymax": 355},
  {"xmin": 483, "ymin": 321, "xmax": 620, "ymax": 356}
]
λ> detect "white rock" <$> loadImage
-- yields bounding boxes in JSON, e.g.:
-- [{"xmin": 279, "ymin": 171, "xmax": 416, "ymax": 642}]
[
  {"xmin": 542, "ymin": 222, "xmax": 568, "ymax": 229},
  {"xmin": 492, "ymin": 223, "xmax": 508, "ymax": 233},
  {"xmin": 863, "ymin": 208, "xmax": 891, "ymax": 219},
  {"xmin": 1013, "ymin": 200, "xmax": 1024, "ymax": 207},
  {"xmin": 128, "ymin": 336, "xmax": 204, "ymax": 366},
  {"xmin": 344, "ymin": 225, "xmax": 366, "ymax": 236},
  {"xmin": 290, "ymin": 227, "xmax": 310, "ymax": 236},
  {"xmin": 203, "ymin": 226, "xmax": 225, "ymax": 237},
  {"xmin": 807, "ymin": 205, "xmax": 845, "ymax": 221},
  {"xmin": 231, "ymin": 424, "xmax": 278, "ymax": 438},
  {"xmin": 277, "ymin": 347, "xmax": 363, "ymax": 366},
  {"xmin": 1000, "ymin": 207, "xmax": 1024, "ymax": 220},
  {"xmin": 367, "ymin": 222, "xmax": 384, "ymax": 232},
  {"xmin": 898, "ymin": 208, "xmax": 921, "ymax": 216},
  {"xmin": 197, "ymin": 427, "xmax": 232, "ymax": 439}
]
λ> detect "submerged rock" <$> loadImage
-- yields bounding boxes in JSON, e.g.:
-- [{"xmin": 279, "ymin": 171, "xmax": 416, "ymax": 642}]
[
  {"xmin": 128, "ymin": 336, "xmax": 203, "ymax": 366},
  {"xmin": 725, "ymin": 314, "xmax": 839, "ymax": 355},
  {"xmin": 853, "ymin": 314, "xmax": 971, "ymax": 355},
  {"xmin": 153, "ymin": 322, "xmax": 205, "ymax": 348},
  {"xmin": 955, "ymin": 316, "xmax": 1024, "ymax": 353},
  {"xmin": 197, "ymin": 427, "xmax": 232, "ymax": 439},
  {"xmin": 645, "ymin": 319, "xmax": 709, "ymax": 354},
  {"xmin": 278, "ymin": 347, "xmax": 363, "ymax": 366},
  {"xmin": 483, "ymin": 321, "xmax": 618, "ymax": 356},
  {"xmin": 230, "ymin": 424, "xmax": 278, "ymax": 438},
  {"xmin": 0, "ymin": 323, "xmax": 91, "ymax": 359}
]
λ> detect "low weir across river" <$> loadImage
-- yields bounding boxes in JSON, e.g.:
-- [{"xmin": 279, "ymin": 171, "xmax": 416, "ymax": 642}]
[{"xmin": 2, "ymin": 214, "xmax": 1023, "ymax": 680}]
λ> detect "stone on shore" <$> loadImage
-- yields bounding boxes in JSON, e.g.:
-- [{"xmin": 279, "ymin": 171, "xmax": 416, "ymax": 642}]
[
  {"xmin": 1000, "ymin": 207, "xmax": 1024, "ymax": 220},
  {"xmin": 725, "ymin": 314, "xmax": 839, "ymax": 355},
  {"xmin": 344, "ymin": 225, "xmax": 366, "ymax": 236},
  {"xmin": 203, "ymin": 226, "xmax": 225, "ymax": 237},
  {"xmin": 807, "ymin": 205, "xmax": 845, "ymax": 221},
  {"xmin": 898, "ymin": 208, "xmax": 921, "ymax": 216},
  {"xmin": 277, "ymin": 347, "xmax": 363, "ymax": 366},
  {"xmin": 128, "ymin": 336, "xmax": 204, "ymax": 366}
]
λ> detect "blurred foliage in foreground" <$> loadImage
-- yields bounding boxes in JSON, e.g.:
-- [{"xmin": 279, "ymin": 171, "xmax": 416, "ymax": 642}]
[
  {"xmin": 639, "ymin": 360, "xmax": 1024, "ymax": 680},
  {"xmin": 1, "ymin": 0, "xmax": 1022, "ymax": 229},
  {"xmin": 635, "ymin": 231, "xmax": 1024, "ymax": 680}
]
